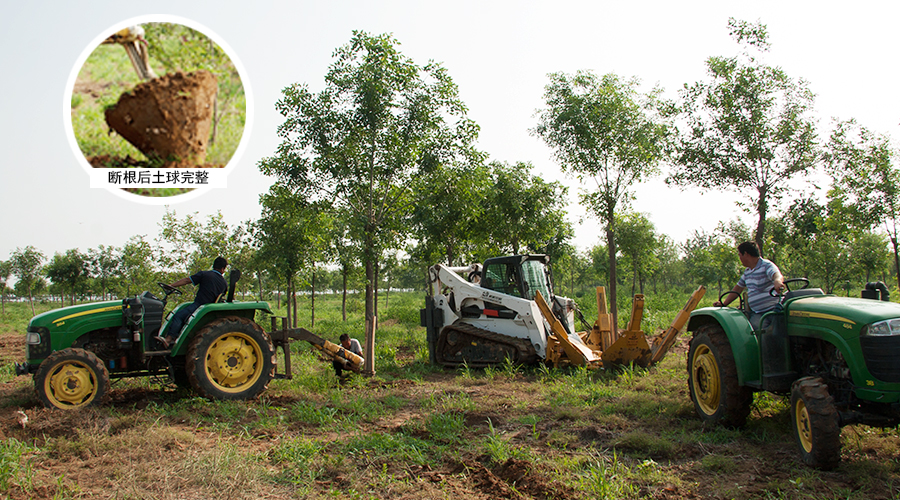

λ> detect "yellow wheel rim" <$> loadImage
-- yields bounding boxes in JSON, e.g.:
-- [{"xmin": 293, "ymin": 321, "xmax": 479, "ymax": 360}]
[
  {"xmin": 204, "ymin": 332, "xmax": 263, "ymax": 393},
  {"xmin": 795, "ymin": 399, "xmax": 813, "ymax": 453},
  {"xmin": 691, "ymin": 344, "xmax": 721, "ymax": 416},
  {"xmin": 45, "ymin": 360, "xmax": 98, "ymax": 408}
]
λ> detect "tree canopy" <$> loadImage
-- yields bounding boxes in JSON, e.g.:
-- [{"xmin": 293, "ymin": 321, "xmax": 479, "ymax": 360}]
[
  {"xmin": 535, "ymin": 70, "xmax": 672, "ymax": 327},
  {"xmin": 258, "ymin": 31, "xmax": 479, "ymax": 374},
  {"xmin": 668, "ymin": 18, "xmax": 819, "ymax": 255}
]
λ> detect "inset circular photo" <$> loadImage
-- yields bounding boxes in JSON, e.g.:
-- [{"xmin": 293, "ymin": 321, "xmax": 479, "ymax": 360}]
[{"xmin": 67, "ymin": 16, "xmax": 250, "ymax": 199}]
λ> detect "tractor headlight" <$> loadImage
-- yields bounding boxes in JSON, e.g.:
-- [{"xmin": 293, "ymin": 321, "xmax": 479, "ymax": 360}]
[
  {"xmin": 863, "ymin": 318, "xmax": 900, "ymax": 336},
  {"xmin": 26, "ymin": 331, "xmax": 42, "ymax": 345}
]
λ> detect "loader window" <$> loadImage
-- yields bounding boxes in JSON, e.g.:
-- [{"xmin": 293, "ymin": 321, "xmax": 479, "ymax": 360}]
[
  {"xmin": 482, "ymin": 262, "xmax": 522, "ymax": 297},
  {"xmin": 521, "ymin": 260, "xmax": 551, "ymax": 301}
]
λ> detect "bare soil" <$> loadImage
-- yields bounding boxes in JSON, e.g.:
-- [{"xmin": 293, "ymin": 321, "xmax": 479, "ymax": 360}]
[
  {"xmin": 104, "ymin": 71, "xmax": 218, "ymax": 166},
  {"xmin": 0, "ymin": 332, "xmax": 897, "ymax": 499}
]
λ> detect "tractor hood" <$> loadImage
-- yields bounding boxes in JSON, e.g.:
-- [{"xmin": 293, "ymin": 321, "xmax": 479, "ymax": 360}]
[
  {"xmin": 29, "ymin": 300, "xmax": 123, "ymax": 331},
  {"xmin": 787, "ymin": 295, "xmax": 900, "ymax": 328}
]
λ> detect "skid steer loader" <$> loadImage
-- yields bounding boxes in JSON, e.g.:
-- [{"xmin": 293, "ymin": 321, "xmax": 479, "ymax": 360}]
[{"xmin": 420, "ymin": 254, "xmax": 705, "ymax": 369}]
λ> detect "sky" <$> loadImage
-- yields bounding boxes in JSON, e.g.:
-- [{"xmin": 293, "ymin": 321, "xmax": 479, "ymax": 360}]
[{"xmin": 1, "ymin": 0, "xmax": 898, "ymax": 265}]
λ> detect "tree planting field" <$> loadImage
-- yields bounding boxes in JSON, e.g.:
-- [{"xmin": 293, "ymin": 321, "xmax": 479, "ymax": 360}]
[{"xmin": 0, "ymin": 292, "xmax": 898, "ymax": 499}]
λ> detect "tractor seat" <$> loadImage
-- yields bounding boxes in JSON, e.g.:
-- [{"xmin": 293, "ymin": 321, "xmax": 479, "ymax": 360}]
[{"xmin": 783, "ymin": 288, "xmax": 824, "ymax": 300}]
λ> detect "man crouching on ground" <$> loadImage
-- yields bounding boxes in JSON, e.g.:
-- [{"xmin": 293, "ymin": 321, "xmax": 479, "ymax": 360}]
[{"xmin": 333, "ymin": 333, "xmax": 363, "ymax": 378}]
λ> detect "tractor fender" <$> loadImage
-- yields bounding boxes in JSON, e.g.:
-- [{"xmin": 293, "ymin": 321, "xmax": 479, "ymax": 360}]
[
  {"xmin": 687, "ymin": 307, "xmax": 760, "ymax": 386},
  {"xmin": 166, "ymin": 301, "xmax": 272, "ymax": 355}
]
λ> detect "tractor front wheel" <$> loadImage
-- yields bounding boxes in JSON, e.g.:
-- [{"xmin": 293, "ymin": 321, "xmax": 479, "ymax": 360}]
[
  {"xmin": 34, "ymin": 348, "xmax": 110, "ymax": 409},
  {"xmin": 791, "ymin": 377, "xmax": 841, "ymax": 470},
  {"xmin": 687, "ymin": 323, "xmax": 752, "ymax": 427},
  {"xmin": 186, "ymin": 317, "xmax": 275, "ymax": 400}
]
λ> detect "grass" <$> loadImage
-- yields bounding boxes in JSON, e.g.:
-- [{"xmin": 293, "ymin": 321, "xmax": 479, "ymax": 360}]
[{"xmin": 1, "ymin": 291, "xmax": 900, "ymax": 498}]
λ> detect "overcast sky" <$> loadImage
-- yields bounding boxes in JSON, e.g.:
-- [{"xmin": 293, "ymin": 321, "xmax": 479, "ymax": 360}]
[{"xmin": 1, "ymin": 0, "xmax": 897, "ymax": 265}]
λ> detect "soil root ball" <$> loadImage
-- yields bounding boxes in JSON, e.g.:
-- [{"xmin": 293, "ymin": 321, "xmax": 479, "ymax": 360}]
[{"xmin": 105, "ymin": 71, "xmax": 218, "ymax": 167}]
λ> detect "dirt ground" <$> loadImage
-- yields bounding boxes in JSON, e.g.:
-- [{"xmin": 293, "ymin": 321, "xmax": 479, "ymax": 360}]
[{"xmin": 0, "ymin": 332, "xmax": 897, "ymax": 499}]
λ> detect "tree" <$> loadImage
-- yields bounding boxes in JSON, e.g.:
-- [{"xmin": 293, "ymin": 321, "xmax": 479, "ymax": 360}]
[
  {"xmin": 0, "ymin": 260, "xmax": 10, "ymax": 314},
  {"xmin": 259, "ymin": 32, "xmax": 479, "ymax": 375},
  {"xmin": 535, "ymin": 71, "xmax": 672, "ymax": 328},
  {"xmin": 411, "ymin": 162, "xmax": 489, "ymax": 267},
  {"xmin": 668, "ymin": 18, "xmax": 819, "ymax": 255},
  {"xmin": 615, "ymin": 212, "xmax": 658, "ymax": 295},
  {"xmin": 119, "ymin": 236, "xmax": 156, "ymax": 296},
  {"xmin": 825, "ymin": 118, "xmax": 900, "ymax": 289},
  {"xmin": 10, "ymin": 246, "xmax": 45, "ymax": 315},
  {"xmin": 254, "ymin": 186, "xmax": 330, "ymax": 329},
  {"xmin": 88, "ymin": 245, "xmax": 120, "ymax": 300},
  {"xmin": 157, "ymin": 209, "xmax": 245, "ymax": 276},
  {"xmin": 45, "ymin": 249, "xmax": 89, "ymax": 306},
  {"xmin": 481, "ymin": 162, "xmax": 572, "ymax": 260}
]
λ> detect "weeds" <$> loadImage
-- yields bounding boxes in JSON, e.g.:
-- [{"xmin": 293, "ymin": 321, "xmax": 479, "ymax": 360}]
[{"xmin": 0, "ymin": 438, "xmax": 36, "ymax": 491}]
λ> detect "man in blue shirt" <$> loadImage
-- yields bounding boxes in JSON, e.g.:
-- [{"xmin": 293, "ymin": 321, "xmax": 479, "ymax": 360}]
[
  {"xmin": 714, "ymin": 242, "xmax": 785, "ymax": 330},
  {"xmin": 155, "ymin": 257, "xmax": 228, "ymax": 349}
]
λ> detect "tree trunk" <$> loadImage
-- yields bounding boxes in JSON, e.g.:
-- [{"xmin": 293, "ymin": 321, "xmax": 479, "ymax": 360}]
[
  {"xmin": 606, "ymin": 216, "xmax": 618, "ymax": 331},
  {"xmin": 311, "ymin": 266, "xmax": 316, "ymax": 328},
  {"xmin": 364, "ymin": 233, "xmax": 376, "ymax": 376},
  {"xmin": 375, "ymin": 262, "xmax": 381, "ymax": 317},
  {"xmin": 284, "ymin": 279, "xmax": 291, "ymax": 328},
  {"xmin": 755, "ymin": 185, "xmax": 768, "ymax": 256},
  {"xmin": 342, "ymin": 267, "xmax": 348, "ymax": 322},
  {"xmin": 292, "ymin": 278, "xmax": 298, "ymax": 328},
  {"xmin": 891, "ymin": 235, "xmax": 900, "ymax": 292}
]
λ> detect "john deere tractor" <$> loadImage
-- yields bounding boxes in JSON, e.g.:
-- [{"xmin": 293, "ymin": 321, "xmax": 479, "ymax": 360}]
[
  {"xmin": 15, "ymin": 270, "xmax": 276, "ymax": 409},
  {"xmin": 687, "ymin": 279, "xmax": 900, "ymax": 469}
]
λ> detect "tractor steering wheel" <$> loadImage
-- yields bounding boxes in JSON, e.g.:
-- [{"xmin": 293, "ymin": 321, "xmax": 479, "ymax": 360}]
[
  {"xmin": 716, "ymin": 290, "xmax": 746, "ymax": 311},
  {"xmin": 769, "ymin": 277, "xmax": 810, "ymax": 297},
  {"xmin": 158, "ymin": 282, "xmax": 182, "ymax": 296}
]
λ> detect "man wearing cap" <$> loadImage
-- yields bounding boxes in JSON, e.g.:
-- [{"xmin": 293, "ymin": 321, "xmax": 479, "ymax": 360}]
[{"xmin": 155, "ymin": 256, "xmax": 228, "ymax": 349}]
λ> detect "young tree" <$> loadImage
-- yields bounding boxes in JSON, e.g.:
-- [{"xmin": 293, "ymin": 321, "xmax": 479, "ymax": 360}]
[
  {"xmin": 119, "ymin": 236, "xmax": 156, "ymax": 296},
  {"xmin": 668, "ymin": 18, "xmax": 819, "ymax": 255},
  {"xmin": 45, "ymin": 249, "xmax": 89, "ymax": 306},
  {"xmin": 825, "ymin": 118, "xmax": 900, "ymax": 289},
  {"xmin": 411, "ymin": 162, "xmax": 489, "ymax": 267},
  {"xmin": 254, "ymin": 186, "xmax": 330, "ymax": 328},
  {"xmin": 615, "ymin": 212, "xmax": 658, "ymax": 295},
  {"xmin": 535, "ymin": 71, "xmax": 672, "ymax": 328},
  {"xmin": 481, "ymin": 161, "xmax": 572, "ymax": 259},
  {"xmin": 259, "ymin": 32, "xmax": 479, "ymax": 375},
  {"xmin": 0, "ymin": 260, "xmax": 10, "ymax": 314},
  {"xmin": 10, "ymin": 246, "xmax": 46, "ymax": 315},
  {"xmin": 88, "ymin": 245, "xmax": 121, "ymax": 300}
]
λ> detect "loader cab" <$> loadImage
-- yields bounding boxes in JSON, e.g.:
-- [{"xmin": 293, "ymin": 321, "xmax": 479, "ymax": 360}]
[{"xmin": 481, "ymin": 255, "xmax": 553, "ymax": 301}]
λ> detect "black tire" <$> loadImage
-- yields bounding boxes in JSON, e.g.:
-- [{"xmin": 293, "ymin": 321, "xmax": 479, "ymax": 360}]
[
  {"xmin": 34, "ymin": 348, "xmax": 110, "ymax": 409},
  {"xmin": 791, "ymin": 377, "xmax": 841, "ymax": 470},
  {"xmin": 687, "ymin": 323, "xmax": 753, "ymax": 427},
  {"xmin": 186, "ymin": 317, "xmax": 275, "ymax": 400}
]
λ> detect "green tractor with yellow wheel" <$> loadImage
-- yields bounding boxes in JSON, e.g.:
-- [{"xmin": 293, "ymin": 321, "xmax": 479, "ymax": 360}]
[
  {"xmin": 687, "ymin": 279, "xmax": 900, "ymax": 469},
  {"xmin": 16, "ymin": 271, "xmax": 277, "ymax": 409}
]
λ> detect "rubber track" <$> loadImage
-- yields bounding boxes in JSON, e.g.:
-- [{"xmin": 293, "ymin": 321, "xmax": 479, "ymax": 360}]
[
  {"xmin": 792, "ymin": 377, "xmax": 841, "ymax": 470},
  {"xmin": 436, "ymin": 322, "xmax": 538, "ymax": 368}
]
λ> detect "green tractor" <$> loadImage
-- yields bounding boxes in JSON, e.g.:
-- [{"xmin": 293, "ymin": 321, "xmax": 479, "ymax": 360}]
[
  {"xmin": 687, "ymin": 279, "xmax": 900, "ymax": 469},
  {"xmin": 15, "ymin": 270, "xmax": 277, "ymax": 409}
]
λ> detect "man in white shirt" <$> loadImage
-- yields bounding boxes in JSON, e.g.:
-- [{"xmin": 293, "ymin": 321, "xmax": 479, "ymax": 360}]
[{"xmin": 714, "ymin": 241, "xmax": 785, "ymax": 330}]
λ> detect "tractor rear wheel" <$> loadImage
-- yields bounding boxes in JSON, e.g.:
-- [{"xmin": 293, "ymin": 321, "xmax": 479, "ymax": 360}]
[
  {"xmin": 186, "ymin": 317, "xmax": 275, "ymax": 400},
  {"xmin": 687, "ymin": 323, "xmax": 752, "ymax": 427},
  {"xmin": 791, "ymin": 377, "xmax": 841, "ymax": 470},
  {"xmin": 34, "ymin": 348, "xmax": 110, "ymax": 409}
]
